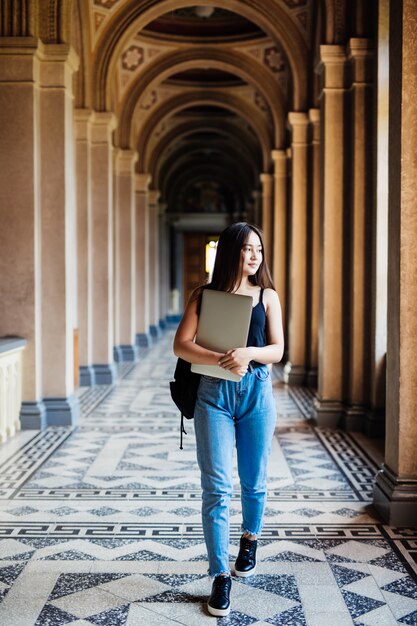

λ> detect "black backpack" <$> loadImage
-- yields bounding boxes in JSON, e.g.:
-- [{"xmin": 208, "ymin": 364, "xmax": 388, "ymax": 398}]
[{"xmin": 169, "ymin": 358, "xmax": 201, "ymax": 448}]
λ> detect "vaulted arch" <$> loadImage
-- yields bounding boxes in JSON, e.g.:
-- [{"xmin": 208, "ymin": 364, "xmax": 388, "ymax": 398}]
[
  {"xmin": 133, "ymin": 91, "xmax": 272, "ymax": 172},
  {"xmin": 116, "ymin": 47, "xmax": 285, "ymax": 147},
  {"xmin": 91, "ymin": 0, "xmax": 309, "ymax": 112},
  {"xmin": 149, "ymin": 121, "xmax": 261, "ymax": 187}
]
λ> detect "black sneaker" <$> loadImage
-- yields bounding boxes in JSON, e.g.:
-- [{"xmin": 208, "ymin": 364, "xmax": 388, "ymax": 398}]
[
  {"xmin": 207, "ymin": 574, "xmax": 231, "ymax": 617},
  {"xmin": 234, "ymin": 535, "xmax": 257, "ymax": 577}
]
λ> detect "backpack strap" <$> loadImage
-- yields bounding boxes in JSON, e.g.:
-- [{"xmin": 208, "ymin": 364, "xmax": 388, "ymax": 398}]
[{"xmin": 180, "ymin": 413, "xmax": 187, "ymax": 450}]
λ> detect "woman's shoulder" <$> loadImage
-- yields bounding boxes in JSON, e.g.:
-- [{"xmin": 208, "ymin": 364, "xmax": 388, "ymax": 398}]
[{"xmin": 262, "ymin": 288, "xmax": 280, "ymax": 307}]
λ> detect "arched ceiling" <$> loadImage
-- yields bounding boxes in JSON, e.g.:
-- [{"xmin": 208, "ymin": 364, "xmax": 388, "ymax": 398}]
[{"xmin": 78, "ymin": 1, "xmax": 317, "ymax": 219}]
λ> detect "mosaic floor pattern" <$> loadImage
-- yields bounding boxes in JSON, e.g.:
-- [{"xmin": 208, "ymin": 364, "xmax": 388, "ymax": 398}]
[{"xmin": 0, "ymin": 330, "xmax": 416, "ymax": 625}]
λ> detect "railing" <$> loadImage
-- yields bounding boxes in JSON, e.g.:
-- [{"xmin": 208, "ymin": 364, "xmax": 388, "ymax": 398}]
[{"xmin": 0, "ymin": 337, "xmax": 27, "ymax": 443}]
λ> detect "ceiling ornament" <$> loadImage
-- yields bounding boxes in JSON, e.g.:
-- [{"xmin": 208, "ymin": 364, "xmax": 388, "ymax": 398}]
[
  {"xmin": 194, "ymin": 7, "xmax": 216, "ymax": 19},
  {"xmin": 121, "ymin": 45, "xmax": 144, "ymax": 71},
  {"xmin": 282, "ymin": 0, "xmax": 308, "ymax": 8},
  {"xmin": 264, "ymin": 46, "xmax": 285, "ymax": 73},
  {"xmin": 141, "ymin": 90, "xmax": 158, "ymax": 110},
  {"xmin": 94, "ymin": 12, "xmax": 106, "ymax": 32},
  {"xmin": 93, "ymin": 0, "xmax": 121, "ymax": 9}
]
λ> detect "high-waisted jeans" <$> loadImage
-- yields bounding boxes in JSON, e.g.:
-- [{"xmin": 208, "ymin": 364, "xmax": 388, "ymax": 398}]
[{"xmin": 194, "ymin": 365, "xmax": 276, "ymax": 577}]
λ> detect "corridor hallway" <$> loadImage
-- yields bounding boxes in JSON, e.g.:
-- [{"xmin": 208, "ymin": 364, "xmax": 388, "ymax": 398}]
[{"xmin": 0, "ymin": 331, "xmax": 416, "ymax": 625}]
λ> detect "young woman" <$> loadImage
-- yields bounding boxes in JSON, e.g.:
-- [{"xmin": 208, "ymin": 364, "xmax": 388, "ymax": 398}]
[{"xmin": 173, "ymin": 222, "xmax": 284, "ymax": 617}]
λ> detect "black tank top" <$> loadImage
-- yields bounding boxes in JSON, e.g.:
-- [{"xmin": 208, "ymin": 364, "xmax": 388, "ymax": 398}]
[{"xmin": 246, "ymin": 288, "xmax": 266, "ymax": 349}]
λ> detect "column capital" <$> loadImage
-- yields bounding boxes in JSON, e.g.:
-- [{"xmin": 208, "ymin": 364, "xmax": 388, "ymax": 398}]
[
  {"xmin": 271, "ymin": 150, "xmax": 287, "ymax": 177},
  {"xmin": 347, "ymin": 38, "xmax": 374, "ymax": 83},
  {"xmin": 308, "ymin": 109, "xmax": 320, "ymax": 143},
  {"xmin": 308, "ymin": 108, "xmax": 320, "ymax": 124},
  {"xmin": 260, "ymin": 173, "xmax": 273, "ymax": 183},
  {"xmin": 148, "ymin": 190, "xmax": 161, "ymax": 205},
  {"xmin": 288, "ymin": 112, "xmax": 309, "ymax": 144},
  {"xmin": 0, "ymin": 38, "xmax": 40, "ymax": 82},
  {"xmin": 115, "ymin": 149, "xmax": 138, "ymax": 175},
  {"xmin": 74, "ymin": 109, "xmax": 92, "ymax": 141},
  {"xmin": 135, "ymin": 173, "xmax": 151, "ymax": 192},
  {"xmin": 317, "ymin": 45, "xmax": 347, "ymax": 89},
  {"xmin": 37, "ymin": 42, "xmax": 79, "ymax": 73},
  {"xmin": 89, "ymin": 112, "xmax": 117, "ymax": 143}
]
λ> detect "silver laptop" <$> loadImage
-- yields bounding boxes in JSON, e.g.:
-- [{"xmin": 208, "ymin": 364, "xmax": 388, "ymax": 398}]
[{"xmin": 191, "ymin": 289, "xmax": 253, "ymax": 382}]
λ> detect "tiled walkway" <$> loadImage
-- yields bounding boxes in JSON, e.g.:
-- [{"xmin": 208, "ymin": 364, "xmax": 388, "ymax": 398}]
[{"xmin": 0, "ymin": 330, "xmax": 416, "ymax": 625}]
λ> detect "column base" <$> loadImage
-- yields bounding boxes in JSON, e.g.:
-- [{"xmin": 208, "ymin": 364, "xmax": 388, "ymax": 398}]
[
  {"xmin": 79, "ymin": 365, "xmax": 96, "ymax": 387},
  {"xmin": 20, "ymin": 401, "xmax": 47, "ymax": 430},
  {"xmin": 166, "ymin": 314, "xmax": 182, "ymax": 324},
  {"xmin": 43, "ymin": 395, "xmax": 80, "ymax": 427},
  {"xmin": 283, "ymin": 362, "xmax": 307, "ymax": 385},
  {"xmin": 341, "ymin": 405, "xmax": 367, "ymax": 432},
  {"xmin": 373, "ymin": 464, "xmax": 417, "ymax": 525},
  {"xmin": 306, "ymin": 368, "xmax": 318, "ymax": 389},
  {"xmin": 149, "ymin": 324, "xmax": 161, "ymax": 340},
  {"xmin": 113, "ymin": 345, "xmax": 138, "ymax": 362},
  {"xmin": 92, "ymin": 363, "xmax": 117, "ymax": 385},
  {"xmin": 159, "ymin": 318, "xmax": 167, "ymax": 331},
  {"xmin": 136, "ymin": 332, "xmax": 151, "ymax": 348},
  {"xmin": 313, "ymin": 397, "xmax": 344, "ymax": 428}
]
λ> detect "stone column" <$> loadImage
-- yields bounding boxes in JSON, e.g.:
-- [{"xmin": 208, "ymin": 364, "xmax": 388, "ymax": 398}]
[
  {"xmin": 74, "ymin": 109, "xmax": 94, "ymax": 386},
  {"xmin": 284, "ymin": 112, "xmax": 309, "ymax": 386},
  {"xmin": 369, "ymin": 0, "xmax": 389, "ymax": 436},
  {"xmin": 344, "ymin": 39, "xmax": 375, "ymax": 430},
  {"xmin": 135, "ymin": 174, "xmax": 151, "ymax": 349},
  {"xmin": 114, "ymin": 149, "xmax": 138, "ymax": 362},
  {"xmin": 38, "ymin": 44, "xmax": 80, "ymax": 425},
  {"xmin": 148, "ymin": 190, "xmax": 161, "ymax": 340},
  {"xmin": 259, "ymin": 173, "xmax": 273, "ymax": 266},
  {"xmin": 373, "ymin": 0, "xmax": 417, "ymax": 525},
  {"xmin": 158, "ymin": 204, "xmax": 169, "ymax": 329},
  {"xmin": 251, "ymin": 189, "xmax": 262, "ymax": 229},
  {"xmin": 313, "ymin": 46, "xmax": 347, "ymax": 427},
  {"xmin": 306, "ymin": 109, "xmax": 320, "ymax": 388},
  {"xmin": 0, "ymin": 39, "xmax": 46, "ymax": 428},
  {"xmin": 89, "ymin": 112, "xmax": 117, "ymax": 383},
  {"xmin": 271, "ymin": 150, "xmax": 288, "ymax": 333}
]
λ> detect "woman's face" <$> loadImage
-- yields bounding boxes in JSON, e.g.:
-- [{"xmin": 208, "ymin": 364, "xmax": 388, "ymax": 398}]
[{"xmin": 240, "ymin": 230, "xmax": 263, "ymax": 277}]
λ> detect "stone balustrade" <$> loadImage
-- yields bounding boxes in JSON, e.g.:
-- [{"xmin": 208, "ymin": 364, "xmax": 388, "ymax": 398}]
[{"xmin": 0, "ymin": 337, "xmax": 27, "ymax": 443}]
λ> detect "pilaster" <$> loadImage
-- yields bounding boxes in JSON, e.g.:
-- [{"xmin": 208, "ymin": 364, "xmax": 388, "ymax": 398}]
[
  {"xmin": 89, "ymin": 111, "xmax": 118, "ymax": 384},
  {"xmin": 344, "ymin": 39, "xmax": 375, "ymax": 431},
  {"xmin": 259, "ymin": 173, "xmax": 273, "ymax": 266},
  {"xmin": 373, "ymin": 0, "xmax": 417, "ymax": 525},
  {"xmin": 74, "ymin": 108, "xmax": 95, "ymax": 386},
  {"xmin": 313, "ymin": 45, "xmax": 348, "ymax": 427},
  {"xmin": 148, "ymin": 190, "xmax": 161, "ymax": 340},
  {"xmin": 271, "ymin": 150, "xmax": 288, "ymax": 327},
  {"xmin": 307, "ymin": 109, "xmax": 320, "ymax": 389},
  {"xmin": 135, "ymin": 174, "xmax": 152, "ymax": 349},
  {"xmin": 284, "ymin": 112, "xmax": 309, "ymax": 386},
  {"xmin": 38, "ymin": 42, "xmax": 80, "ymax": 425},
  {"xmin": 0, "ymin": 39, "xmax": 44, "ymax": 426},
  {"xmin": 114, "ymin": 149, "xmax": 138, "ymax": 362}
]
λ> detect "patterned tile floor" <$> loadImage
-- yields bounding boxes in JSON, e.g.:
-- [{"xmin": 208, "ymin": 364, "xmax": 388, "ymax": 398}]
[{"xmin": 0, "ymin": 330, "xmax": 416, "ymax": 625}]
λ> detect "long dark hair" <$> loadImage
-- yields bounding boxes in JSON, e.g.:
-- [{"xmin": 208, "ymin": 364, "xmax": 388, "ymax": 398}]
[{"xmin": 193, "ymin": 222, "xmax": 275, "ymax": 305}]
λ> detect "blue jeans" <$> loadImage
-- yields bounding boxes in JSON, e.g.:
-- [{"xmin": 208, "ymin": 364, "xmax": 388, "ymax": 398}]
[{"xmin": 194, "ymin": 365, "xmax": 276, "ymax": 577}]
